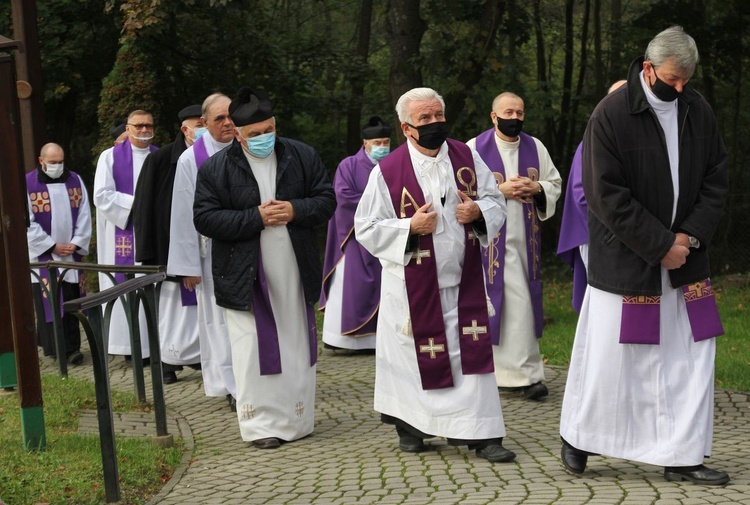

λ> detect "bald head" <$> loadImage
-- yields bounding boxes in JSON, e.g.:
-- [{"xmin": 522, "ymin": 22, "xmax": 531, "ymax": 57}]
[
  {"xmin": 39, "ymin": 143, "xmax": 64, "ymax": 163},
  {"xmin": 608, "ymin": 80, "xmax": 627, "ymax": 94}
]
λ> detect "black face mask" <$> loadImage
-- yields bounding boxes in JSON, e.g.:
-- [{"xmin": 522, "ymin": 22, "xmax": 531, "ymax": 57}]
[
  {"xmin": 495, "ymin": 117, "xmax": 524, "ymax": 138},
  {"xmin": 406, "ymin": 121, "xmax": 450, "ymax": 150},
  {"xmin": 650, "ymin": 68, "xmax": 682, "ymax": 102}
]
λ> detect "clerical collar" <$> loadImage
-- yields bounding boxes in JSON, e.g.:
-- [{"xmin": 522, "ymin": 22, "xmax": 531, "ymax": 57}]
[
  {"xmin": 494, "ymin": 133, "xmax": 520, "ymax": 151},
  {"xmin": 205, "ymin": 132, "xmax": 233, "ymax": 150},
  {"xmin": 406, "ymin": 138, "xmax": 449, "ymax": 163}
]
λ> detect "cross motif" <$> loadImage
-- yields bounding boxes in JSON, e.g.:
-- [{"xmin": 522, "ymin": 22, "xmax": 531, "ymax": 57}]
[
  {"xmin": 419, "ymin": 338, "xmax": 445, "ymax": 359},
  {"xmin": 414, "ymin": 248, "xmax": 431, "ymax": 265},
  {"xmin": 295, "ymin": 402, "xmax": 305, "ymax": 417},
  {"xmin": 462, "ymin": 320, "xmax": 487, "ymax": 341},
  {"xmin": 467, "ymin": 231, "xmax": 477, "ymax": 246},
  {"xmin": 30, "ymin": 191, "xmax": 51, "ymax": 213},
  {"xmin": 241, "ymin": 404, "xmax": 256, "ymax": 420},
  {"xmin": 68, "ymin": 188, "xmax": 82, "ymax": 208},
  {"xmin": 115, "ymin": 236, "xmax": 133, "ymax": 258},
  {"xmin": 688, "ymin": 281, "xmax": 708, "ymax": 298}
]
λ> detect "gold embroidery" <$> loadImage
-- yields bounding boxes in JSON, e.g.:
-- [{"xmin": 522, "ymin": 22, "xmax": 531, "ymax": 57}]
[
  {"xmin": 400, "ymin": 187, "xmax": 419, "ymax": 218},
  {"xmin": 419, "ymin": 338, "xmax": 445, "ymax": 359},
  {"xmin": 462, "ymin": 320, "xmax": 487, "ymax": 341},
  {"xmin": 457, "ymin": 167, "xmax": 477, "ymax": 196},
  {"xmin": 115, "ymin": 236, "xmax": 133, "ymax": 258}
]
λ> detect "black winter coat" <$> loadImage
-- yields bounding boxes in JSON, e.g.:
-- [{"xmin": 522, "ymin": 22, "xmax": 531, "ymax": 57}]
[
  {"xmin": 193, "ymin": 137, "xmax": 336, "ymax": 311},
  {"xmin": 583, "ymin": 56, "xmax": 728, "ymax": 296}
]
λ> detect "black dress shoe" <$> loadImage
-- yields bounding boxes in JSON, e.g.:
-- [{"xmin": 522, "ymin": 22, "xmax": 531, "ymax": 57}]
[
  {"xmin": 561, "ymin": 439, "xmax": 588, "ymax": 474},
  {"xmin": 664, "ymin": 465, "xmax": 730, "ymax": 485},
  {"xmin": 399, "ymin": 434, "xmax": 426, "ymax": 453},
  {"xmin": 252, "ymin": 437, "xmax": 281, "ymax": 449},
  {"xmin": 523, "ymin": 382, "xmax": 549, "ymax": 400},
  {"xmin": 476, "ymin": 444, "xmax": 516, "ymax": 462},
  {"xmin": 187, "ymin": 363, "xmax": 202, "ymax": 371},
  {"xmin": 162, "ymin": 371, "xmax": 178, "ymax": 384},
  {"xmin": 67, "ymin": 351, "xmax": 84, "ymax": 365}
]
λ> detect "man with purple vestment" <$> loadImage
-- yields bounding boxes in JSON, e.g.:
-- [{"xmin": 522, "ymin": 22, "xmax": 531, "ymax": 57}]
[
  {"xmin": 467, "ymin": 92, "xmax": 562, "ymax": 401},
  {"xmin": 27, "ymin": 143, "xmax": 91, "ymax": 365},
  {"xmin": 355, "ymin": 87, "xmax": 515, "ymax": 462},
  {"xmin": 193, "ymin": 88, "xmax": 335, "ymax": 449},
  {"xmin": 560, "ymin": 27, "xmax": 729, "ymax": 485},
  {"xmin": 94, "ymin": 110, "xmax": 157, "ymax": 361},
  {"xmin": 133, "ymin": 104, "xmax": 204, "ymax": 385},
  {"xmin": 319, "ymin": 116, "xmax": 391, "ymax": 353},
  {"xmin": 168, "ymin": 93, "xmax": 238, "ymax": 410}
]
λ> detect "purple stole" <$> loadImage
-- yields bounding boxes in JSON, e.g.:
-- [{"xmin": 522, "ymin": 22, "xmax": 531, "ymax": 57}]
[
  {"xmin": 475, "ymin": 129, "xmax": 544, "ymax": 342},
  {"xmin": 112, "ymin": 139, "xmax": 157, "ymax": 283},
  {"xmin": 27, "ymin": 170, "xmax": 83, "ymax": 322},
  {"xmin": 319, "ymin": 148, "xmax": 381, "ymax": 336},
  {"xmin": 176, "ymin": 137, "xmax": 210, "ymax": 307},
  {"xmin": 379, "ymin": 139, "xmax": 493, "ymax": 390},
  {"xmin": 556, "ymin": 142, "xmax": 588, "ymax": 312},
  {"xmin": 620, "ymin": 279, "xmax": 724, "ymax": 344}
]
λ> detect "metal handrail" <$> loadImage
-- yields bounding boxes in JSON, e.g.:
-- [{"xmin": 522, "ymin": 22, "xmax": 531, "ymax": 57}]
[{"xmin": 61, "ymin": 271, "xmax": 169, "ymax": 503}]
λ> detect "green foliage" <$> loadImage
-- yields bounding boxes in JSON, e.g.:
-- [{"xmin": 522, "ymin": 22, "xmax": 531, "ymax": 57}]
[{"xmin": 0, "ymin": 375, "xmax": 182, "ymax": 505}]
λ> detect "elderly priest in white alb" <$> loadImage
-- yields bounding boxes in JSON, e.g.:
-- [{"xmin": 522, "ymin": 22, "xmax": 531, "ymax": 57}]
[{"xmin": 355, "ymin": 87, "xmax": 514, "ymax": 462}]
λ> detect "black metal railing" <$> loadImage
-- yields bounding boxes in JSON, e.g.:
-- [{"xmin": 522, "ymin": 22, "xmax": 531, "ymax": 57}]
[{"xmin": 62, "ymin": 270, "xmax": 170, "ymax": 504}]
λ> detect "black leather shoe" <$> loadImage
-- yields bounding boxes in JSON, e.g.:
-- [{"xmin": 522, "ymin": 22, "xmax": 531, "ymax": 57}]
[
  {"xmin": 162, "ymin": 371, "xmax": 178, "ymax": 384},
  {"xmin": 664, "ymin": 465, "xmax": 730, "ymax": 485},
  {"xmin": 187, "ymin": 363, "xmax": 202, "ymax": 371},
  {"xmin": 252, "ymin": 437, "xmax": 281, "ymax": 449},
  {"xmin": 67, "ymin": 351, "xmax": 84, "ymax": 365},
  {"xmin": 476, "ymin": 444, "xmax": 516, "ymax": 463},
  {"xmin": 523, "ymin": 382, "xmax": 549, "ymax": 400},
  {"xmin": 399, "ymin": 434, "xmax": 426, "ymax": 453},
  {"xmin": 561, "ymin": 440, "xmax": 588, "ymax": 474}
]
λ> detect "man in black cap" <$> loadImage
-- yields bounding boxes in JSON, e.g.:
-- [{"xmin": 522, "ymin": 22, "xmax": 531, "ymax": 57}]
[
  {"xmin": 318, "ymin": 116, "xmax": 391, "ymax": 353},
  {"xmin": 133, "ymin": 104, "xmax": 204, "ymax": 384},
  {"xmin": 193, "ymin": 87, "xmax": 336, "ymax": 448}
]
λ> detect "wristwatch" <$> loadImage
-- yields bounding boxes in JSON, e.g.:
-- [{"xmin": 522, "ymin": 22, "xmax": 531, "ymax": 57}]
[{"xmin": 688, "ymin": 236, "xmax": 701, "ymax": 249}]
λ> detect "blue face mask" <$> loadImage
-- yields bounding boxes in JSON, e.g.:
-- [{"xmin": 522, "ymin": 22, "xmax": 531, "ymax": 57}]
[
  {"xmin": 245, "ymin": 132, "xmax": 276, "ymax": 158},
  {"xmin": 370, "ymin": 145, "xmax": 390, "ymax": 161},
  {"xmin": 192, "ymin": 127, "xmax": 208, "ymax": 140}
]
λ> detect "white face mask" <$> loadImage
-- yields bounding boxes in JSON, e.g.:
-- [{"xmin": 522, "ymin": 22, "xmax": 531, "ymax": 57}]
[
  {"xmin": 130, "ymin": 131, "xmax": 154, "ymax": 142},
  {"xmin": 44, "ymin": 162, "xmax": 65, "ymax": 179}
]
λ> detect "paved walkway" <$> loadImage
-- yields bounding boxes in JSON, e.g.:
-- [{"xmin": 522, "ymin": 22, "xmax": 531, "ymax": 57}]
[{"xmin": 42, "ymin": 345, "xmax": 750, "ymax": 504}]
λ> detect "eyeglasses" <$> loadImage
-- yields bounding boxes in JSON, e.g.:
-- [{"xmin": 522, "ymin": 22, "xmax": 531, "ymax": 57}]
[{"xmin": 128, "ymin": 123, "xmax": 154, "ymax": 130}]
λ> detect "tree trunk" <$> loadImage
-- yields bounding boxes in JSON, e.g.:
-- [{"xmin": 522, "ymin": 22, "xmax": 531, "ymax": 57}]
[
  {"xmin": 594, "ymin": 0, "xmax": 603, "ymax": 95},
  {"xmin": 607, "ymin": 0, "xmax": 622, "ymax": 86},
  {"xmin": 346, "ymin": 0, "xmax": 373, "ymax": 155},
  {"xmin": 533, "ymin": 0, "xmax": 555, "ymax": 154},
  {"xmin": 386, "ymin": 0, "xmax": 426, "ymax": 135}
]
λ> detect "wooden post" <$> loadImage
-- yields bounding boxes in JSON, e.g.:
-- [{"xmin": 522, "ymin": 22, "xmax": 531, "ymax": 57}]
[
  {"xmin": 10, "ymin": 0, "xmax": 46, "ymax": 171},
  {"xmin": 0, "ymin": 38, "xmax": 46, "ymax": 450}
]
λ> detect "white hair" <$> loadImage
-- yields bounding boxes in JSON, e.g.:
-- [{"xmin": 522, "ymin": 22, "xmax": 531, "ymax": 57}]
[
  {"xmin": 645, "ymin": 26, "xmax": 699, "ymax": 77},
  {"xmin": 395, "ymin": 87, "xmax": 445, "ymax": 124},
  {"xmin": 202, "ymin": 93, "xmax": 230, "ymax": 119}
]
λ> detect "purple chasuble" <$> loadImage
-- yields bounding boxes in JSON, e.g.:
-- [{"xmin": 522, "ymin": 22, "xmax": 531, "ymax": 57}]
[
  {"xmin": 475, "ymin": 129, "xmax": 544, "ymax": 342},
  {"xmin": 379, "ymin": 139, "xmax": 493, "ymax": 390},
  {"xmin": 556, "ymin": 142, "xmax": 588, "ymax": 312},
  {"xmin": 27, "ymin": 170, "xmax": 83, "ymax": 322},
  {"xmin": 619, "ymin": 279, "xmax": 723, "ymax": 344},
  {"xmin": 319, "ymin": 147, "xmax": 382, "ymax": 336},
  {"xmin": 112, "ymin": 139, "xmax": 157, "ymax": 283}
]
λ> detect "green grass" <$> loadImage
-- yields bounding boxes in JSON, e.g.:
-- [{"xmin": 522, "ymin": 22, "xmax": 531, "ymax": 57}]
[
  {"xmin": 0, "ymin": 375, "xmax": 182, "ymax": 505},
  {"xmin": 540, "ymin": 273, "xmax": 750, "ymax": 392}
]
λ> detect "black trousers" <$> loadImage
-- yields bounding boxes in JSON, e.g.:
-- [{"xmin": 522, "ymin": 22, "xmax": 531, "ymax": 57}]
[
  {"xmin": 32, "ymin": 281, "xmax": 81, "ymax": 357},
  {"xmin": 381, "ymin": 413, "xmax": 502, "ymax": 449}
]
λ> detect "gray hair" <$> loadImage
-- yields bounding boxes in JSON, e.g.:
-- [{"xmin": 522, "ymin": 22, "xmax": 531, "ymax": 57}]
[
  {"xmin": 645, "ymin": 26, "xmax": 699, "ymax": 77},
  {"xmin": 202, "ymin": 93, "xmax": 230, "ymax": 119},
  {"xmin": 395, "ymin": 87, "xmax": 445, "ymax": 124}
]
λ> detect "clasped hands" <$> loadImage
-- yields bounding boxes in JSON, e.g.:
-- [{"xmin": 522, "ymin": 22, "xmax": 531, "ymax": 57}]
[
  {"xmin": 499, "ymin": 175, "xmax": 541, "ymax": 203},
  {"xmin": 409, "ymin": 191, "xmax": 480, "ymax": 235},
  {"xmin": 661, "ymin": 232, "xmax": 691, "ymax": 270},
  {"xmin": 259, "ymin": 199, "xmax": 295, "ymax": 227}
]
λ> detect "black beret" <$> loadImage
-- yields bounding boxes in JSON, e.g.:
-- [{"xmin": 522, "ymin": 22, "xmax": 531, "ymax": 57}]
[
  {"xmin": 362, "ymin": 116, "xmax": 391, "ymax": 139},
  {"xmin": 229, "ymin": 87, "xmax": 274, "ymax": 127},
  {"xmin": 178, "ymin": 104, "xmax": 202, "ymax": 121},
  {"xmin": 109, "ymin": 119, "xmax": 126, "ymax": 139}
]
